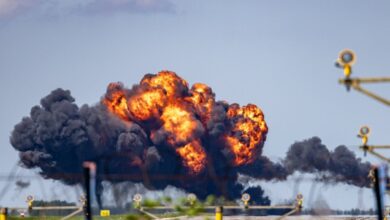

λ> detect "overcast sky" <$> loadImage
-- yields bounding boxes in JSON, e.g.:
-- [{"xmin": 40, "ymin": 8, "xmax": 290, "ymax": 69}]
[{"xmin": 0, "ymin": 0, "xmax": 389, "ymax": 210}]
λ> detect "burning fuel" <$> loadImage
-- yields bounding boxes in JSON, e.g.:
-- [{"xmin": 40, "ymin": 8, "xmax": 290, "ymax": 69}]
[
  {"xmin": 101, "ymin": 71, "xmax": 268, "ymax": 174},
  {"xmin": 10, "ymin": 71, "xmax": 371, "ymax": 206}
]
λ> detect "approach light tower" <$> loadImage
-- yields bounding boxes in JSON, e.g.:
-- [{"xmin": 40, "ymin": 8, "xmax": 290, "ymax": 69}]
[
  {"xmin": 335, "ymin": 50, "xmax": 390, "ymax": 162},
  {"xmin": 336, "ymin": 49, "xmax": 390, "ymax": 106},
  {"xmin": 357, "ymin": 126, "xmax": 390, "ymax": 163},
  {"xmin": 336, "ymin": 49, "xmax": 390, "ymax": 220}
]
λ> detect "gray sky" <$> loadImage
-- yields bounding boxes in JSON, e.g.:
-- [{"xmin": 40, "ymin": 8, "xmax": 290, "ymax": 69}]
[{"xmin": 0, "ymin": 0, "xmax": 389, "ymax": 210}]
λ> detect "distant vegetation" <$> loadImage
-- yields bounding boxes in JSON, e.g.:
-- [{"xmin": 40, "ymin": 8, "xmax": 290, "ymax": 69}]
[
  {"xmin": 32, "ymin": 200, "xmax": 76, "ymax": 207},
  {"xmin": 301, "ymin": 208, "xmax": 377, "ymax": 216}
]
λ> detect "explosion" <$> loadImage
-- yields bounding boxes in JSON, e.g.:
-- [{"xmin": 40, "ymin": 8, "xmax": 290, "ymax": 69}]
[
  {"xmin": 102, "ymin": 71, "xmax": 268, "ymax": 173},
  {"xmin": 176, "ymin": 141, "xmax": 206, "ymax": 174},
  {"xmin": 10, "ymin": 70, "xmax": 371, "ymax": 207},
  {"xmin": 226, "ymin": 104, "xmax": 268, "ymax": 165},
  {"xmin": 103, "ymin": 82, "xmax": 129, "ymax": 121}
]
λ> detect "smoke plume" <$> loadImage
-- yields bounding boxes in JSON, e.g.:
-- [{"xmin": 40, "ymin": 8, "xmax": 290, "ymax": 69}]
[
  {"xmin": 285, "ymin": 137, "xmax": 371, "ymax": 187},
  {"xmin": 10, "ymin": 71, "xmax": 371, "ymax": 206}
]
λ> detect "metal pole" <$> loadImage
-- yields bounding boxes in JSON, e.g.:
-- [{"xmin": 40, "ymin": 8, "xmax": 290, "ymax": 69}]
[
  {"xmin": 373, "ymin": 168, "xmax": 384, "ymax": 220},
  {"xmin": 354, "ymin": 77, "xmax": 390, "ymax": 83},
  {"xmin": 83, "ymin": 165, "xmax": 92, "ymax": 220},
  {"xmin": 352, "ymin": 84, "xmax": 390, "ymax": 106},
  {"xmin": 61, "ymin": 208, "xmax": 83, "ymax": 220},
  {"xmin": 275, "ymin": 209, "xmax": 297, "ymax": 220},
  {"xmin": 366, "ymin": 149, "xmax": 390, "ymax": 164},
  {"xmin": 339, "ymin": 78, "xmax": 390, "ymax": 106},
  {"xmin": 0, "ymin": 208, "xmax": 7, "ymax": 220},
  {"xmin": 215, "ymin": 206, "xmax": 223, "ymax": 220}
]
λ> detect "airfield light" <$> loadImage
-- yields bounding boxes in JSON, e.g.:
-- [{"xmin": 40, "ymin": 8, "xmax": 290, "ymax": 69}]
[
  {"xmin": 26, "ymin": 195, "xmax": 34, "ymax": 211},
  {"xmin": 337, "ymin": 49, "xmax": 356, "ymax": 78},
  {"xmin": 336, "ymin": 50, "xmax": 390, "ymax": 105},
  {"xmin": 133, "ymin": 194, "xmax": 142, "ymax": 209},
  {"xmin": 187, "ymin": 193, "xmax": 197, "ymax": 206},
  {"xmin": 241, "ymin": 193, "xmax": 250, "ymax": 209},
  {"xmin": 296, "ymin": 194, "xmax": 303, "ymax": 210},
  {"xmin": 358, "ymin": 126, "xmax": 370, "ymax": 146},
  {"xmin": 79, "ymin": 195, "xmax": 87, "ymax": 207}
]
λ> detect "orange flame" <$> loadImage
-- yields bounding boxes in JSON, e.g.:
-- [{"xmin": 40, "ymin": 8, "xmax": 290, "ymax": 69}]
[
  {"xmin": 186, "ymin": 83, "xmax": 214, "ymax": 123},
  {"xmin": 102, "ymin": 71, "xmax": 268, "ymax": 173},
  {"xmin": 161, "ymin": 104, "xmax": 199, "ymax": 145},
  {"xmin": 141, "ymin": 71, "xmax": 188, "ymax": 97},
  {"xmin": 128, "ymin": 89, "xmax": 166, "ymax": 121},
  {"xmin": 176, "ymin": 141, "xmax": 206, "ymax": 174},
  {"xmin": 102, "ymin": 83, "xmax": 129, "ymax": 121},
  {"xmin": 226, "ymin": 104, "xmax": 268, "ymax": 166}
]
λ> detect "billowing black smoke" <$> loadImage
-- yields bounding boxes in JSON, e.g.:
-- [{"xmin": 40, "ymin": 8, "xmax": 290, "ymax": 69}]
[
  {"xmin": 243, "ymin": 187, "xmax": 270, "ymax": 205},
  {"xmin": 10, "ymin": 76, "xmax": 371, "ymax": 207},
  {"xmin": 10, "ymin": 88, "xmax": 267, "ymax": 205},
  {"xmin": 284, "ymin": 137, "xmax": 371, "ymax": 187}
]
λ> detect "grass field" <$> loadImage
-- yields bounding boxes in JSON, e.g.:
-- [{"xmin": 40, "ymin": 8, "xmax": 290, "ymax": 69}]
[{"xmin": 7, "ymin": 215, "xmax": 141, "ymax": 220}]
